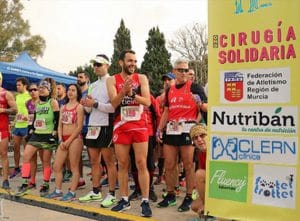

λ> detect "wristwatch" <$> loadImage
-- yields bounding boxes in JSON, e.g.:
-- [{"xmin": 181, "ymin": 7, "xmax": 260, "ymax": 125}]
[{"xmin": 93, "ymin": 102, "xmax": 99, "ymax": 108}]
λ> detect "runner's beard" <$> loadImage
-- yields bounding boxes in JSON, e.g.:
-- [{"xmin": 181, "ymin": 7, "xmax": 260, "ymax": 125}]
[
  {"xmin": 77, "ymin": 81, "xmax": 86, "ymax": 86},
  {"xmin": 124, "ymin": 65, "xmax": 135, "ymax": 75}
]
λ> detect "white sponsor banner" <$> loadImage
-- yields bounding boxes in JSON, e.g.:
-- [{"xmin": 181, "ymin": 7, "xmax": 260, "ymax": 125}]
[
  {"xmin": 211, "ymin": 106, "xmax": 298, "ymax": 135},
  {"xmin": 252, "ymin": 165, "xmax": 296, "ymax": 209},
  {"xmin": 211, "ymin": 134, "xmax": 298, "ymax": 165},
  {"xmin": 220, "ymin": 67, "xmax": 290, "ymax": 104}
]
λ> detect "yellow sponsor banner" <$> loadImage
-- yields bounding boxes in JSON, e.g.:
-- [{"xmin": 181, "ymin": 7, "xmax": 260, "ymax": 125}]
[{"xmin": 207, "ymin": 1, "xmax": 300, "ymax": 221}]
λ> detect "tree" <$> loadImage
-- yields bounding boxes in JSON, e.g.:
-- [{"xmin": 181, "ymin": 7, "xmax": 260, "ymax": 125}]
[
  {"xmin": 109, "ymin": 19, "xmax": 132, "ymax": 74},
  {"xmin": 168, "ymin": 23, "xmax": 208, "ymax": 86},
  {"xmin": 0, "ymin": 0, "xmax": 46, "ymax": 61},
  {"xmin": 140, "ymin": 27, "xmax": 172, "ymax": 96}
]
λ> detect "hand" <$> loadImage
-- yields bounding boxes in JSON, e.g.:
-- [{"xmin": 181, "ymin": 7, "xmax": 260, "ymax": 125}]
[
  {"xmin": 59, "ymin": 142, "xmax": 68, "ymax": 151},
  {"xmin": 156, "ymin": 129, "xmax": 163, "ymax": 143},
  {"xmin": 122, "ymin": 77, "xmax": 133, "ymax": 95},
  {"xmin": 81, "ymin": 95, "xmax": 95, "ymax": 107},
  {"xmin": 192, "ymin": 94, "xmax": 202, "ymax": 104}
]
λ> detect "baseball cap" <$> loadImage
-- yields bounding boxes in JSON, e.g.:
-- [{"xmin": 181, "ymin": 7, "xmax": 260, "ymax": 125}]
[
  {"xmin": 90, "ymin": 55, "xmax": 110, "ymax": 65},
  {"xmin": 190, "ymin": 124, "xmax": 207, "ymax": 139},
  {"xmin": 162, "ymin": 72, "xmax": 175, "ymax": 80}
]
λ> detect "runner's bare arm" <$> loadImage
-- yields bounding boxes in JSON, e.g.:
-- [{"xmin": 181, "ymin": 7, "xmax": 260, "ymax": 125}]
[
  {"xmin": 132, "ymin": 74, "xmax": 151, "ymax": 106},
  {"xmin": 3, "ymin": 91, "xmax": 17, "ymax": 114},
  {"xmin": 106, "ymin": 76, "xmax": 126, "ymax": 109},
  {"xmin": 158, "ymin": 107, "xmax": 169, "ymax": 131}
]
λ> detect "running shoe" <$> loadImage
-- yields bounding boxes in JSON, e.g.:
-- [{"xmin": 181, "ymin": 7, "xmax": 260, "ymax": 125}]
[
  {"xmin": 111, "ymin": 198, "xmax": 131, "ymax": 212},
  {"xmin": 45, "ymin": 189, "xmax": 63, "ymax": 199},
  {"xmin": 157, "ymin": 193, "xmax": 176, "ymax": 208},
  {"xmin": 78, "ymin": 191, "xmax": 102, "ymax": 203},
  {"xmin": 140, "ymin": 200, "xmax": 152, "ymax": 217},
  {"xmin": 162, "ymin": 187, "xmax": 180, "ymax": 198},
  {"xmin": 27, "ymin": 182, "xmax": 36, "ymax": 190},
  {"xmin": 2, "ymin": 180, "xmax": 10, "ymax": 190},
  {"xmin": 60, "ymin": 191, "xmax": 76, "ymax": 202},
  {"xmin": 9, "ymin": 168, "xmax": 21, "ymax": 179},
  {"xmin": 192, "ymin": 189, "xmax": 198, "ymax": 201},
  {"xmin": 40, "ymin": 183, "xmax": 50, "ymax": 197},
  {"xmin": 129, "ymin": 189, "xmax": 141, "ymax": 201},
  {"xmin": 16, "ymin": 184, "xmax": 29, "ymax": 197},
  {"xmin": 178, "ymin": 196, "xmax": 193, "ymax": 212},
  {"xmin": 100, "ymin": 193, "xmax": 116, "ymax": 208}
]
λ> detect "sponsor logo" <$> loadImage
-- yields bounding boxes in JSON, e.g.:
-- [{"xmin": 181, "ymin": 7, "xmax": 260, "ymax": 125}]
[
  {"xmin": 209, "ymin": 161, "xmax": 248, "ymax": 202},
  {"xmin": 220, "ymin": 67, "xmax": 290, "ymax": 104},
  {"xmin": 211, "ymin": 135, "xmax": 297, "ymax": 165},
  {"xmin": 224, "ymin": 72, "xmax": 243, "ymax": 101},
  {"xmin": 211, "ymin": 106, "xmax": 297, "ymax": 134},
  {"xmin": 252, "ymin": 165, "xmax": 296, "ymax": 208}
]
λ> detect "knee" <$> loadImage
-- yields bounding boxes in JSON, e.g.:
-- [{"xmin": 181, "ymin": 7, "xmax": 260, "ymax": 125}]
[
  {"xmin": 0, "ymin": 150, "xmax": 7, "ymax": 159},
  {"xmin": 135, "ymin": 158, "xmax": 147, "ymax": 171},
  {"xmin": 118, "ymin": 160, "xmax": 129, "ymax": 170}
]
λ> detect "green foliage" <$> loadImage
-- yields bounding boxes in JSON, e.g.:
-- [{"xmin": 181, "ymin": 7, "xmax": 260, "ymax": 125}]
[
  {"xmin": 140, "ymin": 27, "xmax": 172, "ymax": 96},
  {"xmin": 0, "ymin": 0, "xmax": 46, "ymax": 61},
  {"xmin": 109, "ymin": 19, "xmax": 132, "ymax": 75}
]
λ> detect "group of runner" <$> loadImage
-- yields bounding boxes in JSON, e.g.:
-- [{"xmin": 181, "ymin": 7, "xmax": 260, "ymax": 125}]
[{"xmin": 0, "ymin": 49, "xmax": 208, "ymax": 219}]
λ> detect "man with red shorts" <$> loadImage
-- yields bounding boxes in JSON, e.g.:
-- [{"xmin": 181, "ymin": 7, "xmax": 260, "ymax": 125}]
[
  {"xmin": 0, "ymin": 72, "xmax": 17, "ymax": 189},
  {"xmin": 107, "ymin": 49, "xmax": 152, "ymax": 217}
]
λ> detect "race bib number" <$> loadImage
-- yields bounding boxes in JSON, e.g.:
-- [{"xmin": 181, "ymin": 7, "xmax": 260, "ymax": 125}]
[
  {"xmin": 16, "ymin": 114, "xmax": 26, "ymax": 122},
  {"xmin": 28, "ymin": 114, "xmax": 34, "ymax": 125},
  {"xmin": 61, "ymin": 112, "xmax": 72, "ymax": 125},
  {"xmin": 34, "ymin": 119, "xmax": 46, "ymax": 129},
  {"xmin": 182, "ymin": 122, "xmax": 196, "ymax": 133},
  {"xmin": 166, "ymin": 121, "xmax": 183, "ymax": 135},
  {"xmin": 86, "ymin": 127, "xmax": 101, "ymax": 139},
  {"xmin": 121, "ymin": 106, "xmax": 142, "ymax": 121}
]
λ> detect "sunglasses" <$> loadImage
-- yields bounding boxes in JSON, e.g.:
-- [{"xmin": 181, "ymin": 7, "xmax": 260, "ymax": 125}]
[
  {"xmin": 193, "ymin": 134, "xmax": 207, "ymax": 140},
  {"xmin": 29, "ymin": 88, "xmax": 38, "ymax": 92},
  {"xmin": 93, "ymin": 63, "xmax": 103, "ymax": 68},
  {"xmin": 176, "ymin": 68, "xmax": 189, "ymax": 73}
]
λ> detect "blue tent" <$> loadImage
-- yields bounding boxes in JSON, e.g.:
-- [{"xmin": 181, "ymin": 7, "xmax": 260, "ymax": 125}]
[{"xmin": 0, "ymin": 52, "xmax": 76, "ymax": 91}]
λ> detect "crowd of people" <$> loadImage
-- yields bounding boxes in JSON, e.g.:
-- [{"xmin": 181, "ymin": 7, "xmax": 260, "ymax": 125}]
[{"xmin": 0, "ymin": 49, "xmax": 209, "ymax": 219}]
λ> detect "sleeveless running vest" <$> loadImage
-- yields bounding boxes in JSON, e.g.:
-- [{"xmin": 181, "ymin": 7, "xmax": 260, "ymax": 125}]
[
  {"xmin": 15, "ymin": 91, "xmax": 31, "ymax": 128},
  {"xmin": 61, "ymin": 104, "xmax": 79, "ymax": 125},
  {"xmin": 0, "ymin": 90, "xmax": 9, "ymax": 131},
  {"xmin": 167, "ymin": 80, "xmax": 198, "ymax": 122},
  {"xmin": 34, "ymin": 99, "xmax": 54, "ymax": 134},
  {"xmin": 114, "ymin": 73, "xmax": 147, "ymax": 129}
]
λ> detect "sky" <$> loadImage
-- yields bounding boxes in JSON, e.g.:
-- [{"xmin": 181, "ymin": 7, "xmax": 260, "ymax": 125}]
[{"xmin": 21, "ymin": 0, "xmax": 207, "ymax": 74}]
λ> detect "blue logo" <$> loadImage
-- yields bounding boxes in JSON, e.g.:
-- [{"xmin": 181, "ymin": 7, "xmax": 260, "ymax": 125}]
[
  {"xmin": 254, "ymin": 175, "xmax": 294, "ymax": 199},
  {"xmin": 212, "ymin": 136, "xmax": 296, "ymax": 162}
]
